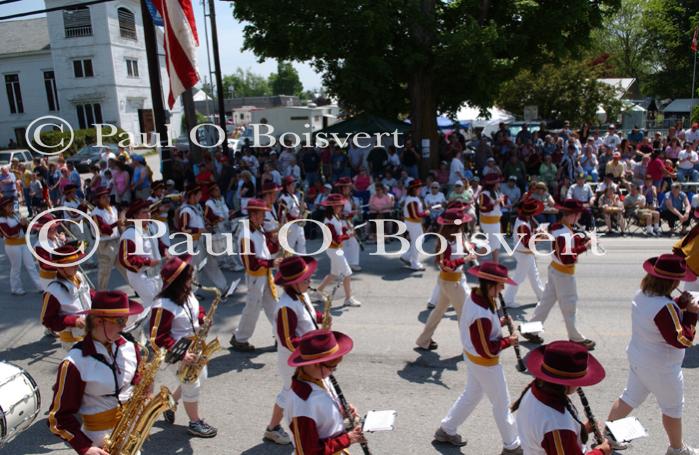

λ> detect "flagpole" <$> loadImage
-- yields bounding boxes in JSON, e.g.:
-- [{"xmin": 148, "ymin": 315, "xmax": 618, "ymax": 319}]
[{"xmin": 693, "ymin": 25, "xmax": 698, "ymax": 119}]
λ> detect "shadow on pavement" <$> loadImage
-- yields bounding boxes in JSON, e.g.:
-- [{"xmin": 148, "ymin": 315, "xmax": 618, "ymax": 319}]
[
  {"xmin": 239, "ymin": 441, "xmax": 294, "ymax": 454},
  {"xmin": 207, "ymin": 346, "xmax": 276, "ymax": 378},
  {"xmin": 396, "ymin": 352, "xmax": 462, "ymax": 389},
  {"xmin": 682, "ymin": 345, "xmax": 699, "ymax": 368},
  {"xmin": 2, "ymin": 418, "xmax": 65, "ymax": 454},
  {"xmin": 1, "ymin": 337, "xmax": 61, "ymax": 366},
  {"xmin": 431, "ymin": 440, "xmax": 466, "ymax": 454},
  {"xmin": 146, "ymin": 421, "xmax": 193, "ymax": 454}
]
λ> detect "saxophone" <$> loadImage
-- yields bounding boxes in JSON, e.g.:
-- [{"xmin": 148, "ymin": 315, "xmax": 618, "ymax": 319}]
[
  {"xmin": 176, "ymin": 284, "xmax": 222, "ymax": 383},
  {"xmin": 102, "ymin": 344, "xmax": 175, "ymax": 455}
]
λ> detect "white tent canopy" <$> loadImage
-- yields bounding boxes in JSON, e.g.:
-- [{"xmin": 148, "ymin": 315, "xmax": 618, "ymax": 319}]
[{"xmin": 456, "ymin": 104, "xmax": 515, "ymax": 135}]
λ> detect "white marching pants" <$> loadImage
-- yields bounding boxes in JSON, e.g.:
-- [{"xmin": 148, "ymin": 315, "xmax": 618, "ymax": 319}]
[
  {"xmin": 480, "ymin": 221, "xmax": 501, "ymax": 256},
  {"xmin": 529, "ymin": 266, "xmax": 585, "ymax": 342},
  {"xmin": 683, "ymin": 279, "xmax": 699, "ymax": 293},
  {"xmin": 96, "ymin": 239, "xmax": 118, "ymax": 290},
  {"xmin": 342, "ymin": 236, "xmax": 360, "ymax": 267},
  {"xmin": 441, "ymin": 361, "xmax": 520, "ymax": 450},
  {"xmin": 286, "ymin": 222, "xmax": 307, "ymax": 255},
  {"xmin": 5, "ymin": 243, "xmax": 41, "ymax": 294},
  {"xmin": 401, "ymin": 221, "xmax": 423, "ymax": 269},
  {"xmin": 276, "ymin": 347, "xmax": 295, "ymax": 408},
  {"xmin": 502, "ymin": 252, "xmax": 544, "ymax": 306},
  {"xmin": 193, "ymin": 239, "xmax": 227, "ymax": 291},
  {"xmin": 416, "ymin": 278, "xmax": 466, "ymax": 348},
  {"xmin": 234, "ymin": 274, "xmax": 277, "ymax": 343}
]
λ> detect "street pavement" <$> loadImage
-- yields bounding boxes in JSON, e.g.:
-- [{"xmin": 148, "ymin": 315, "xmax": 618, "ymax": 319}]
[{"xmin": 1, "ymin": 234, "xmax": 697, "ymax": 454}]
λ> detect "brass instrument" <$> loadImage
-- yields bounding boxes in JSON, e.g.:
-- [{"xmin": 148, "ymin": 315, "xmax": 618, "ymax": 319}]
[
  {"xmin": 103, "ymin": 343, "xmax": 175, "ymax": 455},
  {"xmin": 310, "ymin": 274, "xmax": 345, "ymax": 330},
  {"xmin": 176, "ymin": 284, "xmax": 222, "ymax": 383}
]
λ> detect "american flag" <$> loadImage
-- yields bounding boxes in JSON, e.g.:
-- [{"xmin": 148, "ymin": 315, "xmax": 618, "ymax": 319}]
[
  {"xmin": 692, "ymin": 26, "xmax": 698, "ymax": 53},
  {"xmin": 149, "ymin": 0, "xmax": 200, "ymax": 108}
]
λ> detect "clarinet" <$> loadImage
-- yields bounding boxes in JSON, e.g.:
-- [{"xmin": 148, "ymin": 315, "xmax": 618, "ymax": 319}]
[
  {"xmin": 498, "ymin": 294, "xmax": 526, "ymax": 372},
  {"xmin": 577, "ymin": 388, "xmax": 604, "ymax": 445},
  {"xmin": 328, "ymin": 374, "xmax": 371, "ymax": 455}
]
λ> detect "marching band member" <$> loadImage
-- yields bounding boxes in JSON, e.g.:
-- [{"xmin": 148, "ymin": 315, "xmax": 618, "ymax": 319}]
[
  {"xmin": 336, "ymin": 177, "xmax": 362, "ymax": 272},
  {"xmin": 606, "ymin": 254, "xmax": 699, "ymax": 455},
  {"xmin": 91, "ymin": 187, "xmax": 122, "ymax": 290},
  {"xmin": 416, "ymin": 207, "xmax": 474, "ymax": 350},
  {"xmin": 0, "ymin": 195, "xmax": 42, "ymax": 295},
  {"xmin": 672, "ymin": 215, "xmax": 699, "ymax": 292},
  {"xmin": 62, "ymin": 184, "xmax": 90, "ymax": 244},
  {"xmin": 41, "ymin": 244, "xmax": 94, "ymax": 351},
  {"xmin": 47, "ymin": 290, "xmax": 144, "ymax": 455},
  {"xmin": 478, "ymin": 173, "xmax": 504, "ymax": 263},
  {"xmin": 261, "ymin": 181, "xmax": 283, "ymax": 258},
  {"xmin": 502, "ymin": 198, "xmax": 546, "ymax": 308},
  {"xmin": 279, "ymin": 176, "xmax": 308, "ymax": 255},
  {"xmin": 149, "ymin": 255, "xmax": 218, "ymax": 438},
  {"xmin": 435, "ymin": 262, "xmax": 522, "ymax": 454},
  {"xmin": 148, "ymin": 180, "xmax": 173, "ymax": 254},
  {"xmin": 512, "ymin": 341, "xmax": 611, "ymax": 455},
  {"xmin": 400, "ymin": 179, "xmax": 429, "ymax": 271},
  {"xmin": 179, "ymin": 184, "xmax": 227, "ymax": 292},
  {"xmin": 118, "ymin": 199, "xmax": 162, "ymax": 343},
  {"xmin": 285, "ymin": 329, "xmax": 367, "ymax": 454},
  {"xmin": 266, "ymin": 256, "xmax": 324, "ymax": 445},
  {"xmin": 520, "ymin": 199, "xmax": 596, "ymax": 351},
  {"xmin": 315, "ymin": 193, "xmax": 361, "ymax": 307},
  {"xmin": 32, "ymin": 212, "xmax": 67, "ymax": 291},
  {"xmin": 204, "ymin": 182, "xmax": 237, "ymax": 271},
  {"xmin": 230, "ymin": 198, "xmax": 282, "ymax": 352}
]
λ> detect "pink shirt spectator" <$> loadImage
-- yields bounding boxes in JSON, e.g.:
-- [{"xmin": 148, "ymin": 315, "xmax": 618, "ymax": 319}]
[{"xmin": 369, "ymin": 192, "xmax": 394, "ymax": 212}]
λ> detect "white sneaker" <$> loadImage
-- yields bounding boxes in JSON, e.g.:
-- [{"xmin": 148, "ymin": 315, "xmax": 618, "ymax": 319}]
[
  {"xmin": 350, "ymin": 265, "xmax": 362, "ymax": 272},
  {"xmin": 410, "ymin": 264, "xmax": 426, "ymax": 271},
  {"xmin": 666, "ymin": 445, "xmax": 699, "ymax": 455},
  {"xmin": 344, "ymin": 296, "xmax": 361, "ymax": 307},
  {"xmin": 263, "ymin": 425, "xmax": 291, "ymax": 445},
  {"xmin": 11, "ymin": 290, "xmax": 26, "ymax": 296}
]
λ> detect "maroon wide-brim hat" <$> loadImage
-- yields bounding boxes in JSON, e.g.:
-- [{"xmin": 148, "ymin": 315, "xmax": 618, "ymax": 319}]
[
  {"xmin": 526, "ymin": 340, "xmax": 606, "ymax": 387},
  {"xmin": 63, "ymin": 184, "xmax": 78, "ymax": 193},
  {"xmin": 125, "ymin": 199, "xmax": 151, "ymax": 218},
  {"xmin": 437, "ymin": 208, "xmax": 473, "ymax": 225},
  {"xmin": 247, "ymin": 198, "xmax": 272, "ymax": 212},
  {"xmin": 334, "ymin": 177, "xmax": 352, "ymax": 187},
  {"xmin": 283, "ymin": 176, "xmax": 297, "ymax": 186},
  {"xmin": 51, "ymin": 243, "xmax": 86, "ymax": 267},
  {"xmin": 0, "ymin": 196, "xmax": 13, "ymax": 208},
  {"xmin": 275, "ymin": 256, "xmax": 318, "ymax": 286},
  {"xmin": 161, "ymin": 254, "xmax": 193, "ymax": 290},
  {"xmin": 93, "ymin": 186, "xmax": 110, "ymax": 199},
  {"xmin": 643, "ymin": 254, "xmax": 696, "ymax": 282},
  {"xmin": 467, "ymin": 261, "xmax": 516, "ymax": 285},
  {"xmin": 79, "ymin": 290, "xmax": 144, "ymax": 317},
  {"xmin": 185, "ymin": 184, "xmax": 202, "ymax": 197},
  {"xmin": 555, "ymin": 198, "xmax": 585, "ymax": 213},
  {"xmin": 481, "ymin": 173, "xmax": 503, "ymax": 186},
  {"xmin": 32, "ymin": 212, "xmax": 59, "ymax": 231},
  {"xmin": 408, "ymin": 179, "xmax": 425, "ymax": 190},
  {"xmin": 151, "ymin": 180, "xmax": 165, "ymax": 191},
  {"xmin": 288, "ymin": 329, "xmax": 354, "ymax": 367},
  {"xmin": 518, "ymin": 198, "xmax": 545, "ymax": 217},
  {"xmin": 261, "ymin": 181, "xmax": 282, "ymax": 194},
  {"xmin": 320, "ymin": 194, "xmax": 346, "ymax": 207}
]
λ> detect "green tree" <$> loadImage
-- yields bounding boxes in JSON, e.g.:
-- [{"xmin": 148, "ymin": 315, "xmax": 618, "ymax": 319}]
[
  {"xmin": 232, "ymin": 0, "xmax": 617, "ymax": 169},
  {"xmin": 207, "ymin": 68, "xmax": 271, "ymax": 98},
  {"xmin": 496, "ymin": 60, "xmax": 623, "ymax": 125},
  {"xmin": 269, "ymin": 61, "xmax": 304, "ymax": 96},
  {"xmin": 642, "ymin": 0, "xmax": 699, "ymax": 98}
]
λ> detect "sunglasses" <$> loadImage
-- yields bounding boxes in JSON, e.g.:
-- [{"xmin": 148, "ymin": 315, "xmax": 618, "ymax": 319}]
[{"xmin": 103, "ymin": 317, "xmax": 128, "ymax": 327}]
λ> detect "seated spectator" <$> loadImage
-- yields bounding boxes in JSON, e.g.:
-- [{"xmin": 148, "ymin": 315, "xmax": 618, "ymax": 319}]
[
  {"xmin": 500, "ymin": 175, "xmax": 522, "ymax": 235},
  {"xmin": 605, "ymin": 151, "xmax": 627, "ymax": 182},
  {"xmin": 435, "ymin": 161, "xmax": 450, "ymax": 186},
  {"xmin": 662, "ymin": 182, "xmax": 692, "ymax": 235},
  {"xmin": 631, "ymin": 155, "xmax": 650, "ymax": 186},
  {"xmin": 580, "ymin": 145, "xmax": 599, "ymax": 182},
  {"xmin": 391, "ymin": 179, "xmax": 407, "ymax": 205},
  {"xmin": 599, "ymin": 186, "xmax": 625, "ymax": 235},
  {"xmin": 381, "ymin": 170, "xmax": 397, "ymax": 190},
  {"xmin": 368, "ymin": 183, "xmax": 395, "ymax": 238},
  {"xmin": 424, "ymin": 181, "xmax": 447, "ymax": 226},
  {"xmin": 482, "ymin": 157, "xmax": 501, "ymax": 176},
  {"xmin": 353, "ymin": 167, "xmax": 372, "ymax": 207},
  {"xmin": 596, "ymin": 173, "xmax": 619, "ymax": 197},
  {"xmin": 646, "ymin": 149, "xmax": 675, "ymax": 189},
  {"xmin": 447, "ymin": 180, "xmax": 473, "ymax": 206},
  {"xmin": 624, "ymin": 183, "xmax": 660, "ymax": 236},
  {"xmin": 538, "ymin": 153, "xmax": 557, "ymax": 194},
  {"xmin": 676, "ymin": 143, "xmax": 698, "ymax": 182},
  {"xmin": 531, "ymin": 181, "xmax": 558, "ymax": 224},
  {"xmin": 567, "ymin": 172, "xmax": 595, "ymax": 230}
]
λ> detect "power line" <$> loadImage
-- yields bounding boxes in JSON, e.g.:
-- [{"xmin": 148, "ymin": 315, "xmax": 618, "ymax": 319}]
[
  {"xmin": 0, "ymin": 0, "xmax": 116, "ymax": 21},
  {"xmin": 0, "ymin": 0, "xmax": 24, "ymax": 6}
]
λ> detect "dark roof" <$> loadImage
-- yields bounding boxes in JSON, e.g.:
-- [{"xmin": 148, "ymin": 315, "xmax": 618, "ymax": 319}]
[{"xmin": 0, "ymin": 18, "xmax": 50, "ymax": 57}]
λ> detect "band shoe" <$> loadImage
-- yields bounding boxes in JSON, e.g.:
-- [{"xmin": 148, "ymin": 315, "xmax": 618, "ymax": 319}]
[
  {"xmin": 188, "ymin": 419, "xmax": 217, "ymax": 438},
  {"xmin": 434, "ymin": 427, "xmax": 467, "ymax": 446},
  {"xmin": 427, "ymin": 301, "xmax": 436, "ymax": 309},
  {"xmin": 501, "ymin": 446, "xmax": 524, "ymax": 455},
  {"xmin": 264, "ymin": 425, "xmax": 291, "ymax": 445},
  {"xmin": 229, "ymin": 335, "xmax": 256, "ymax": 352},
  {"xmin": 666, "ymin": 445, "xmax": 699, "ymax": 455},
  {"xmin": 163, "ymin": 409, "xmax": 175, "ymax": 425},
  {"xmin": 344, "ymin": 296, "xmax": 361, "ymax": 307},
  {"xmin": 417, "ymin": 339, "xmax": 438, "ymax": 351},
  {"xmin": 572, "ymin": 339, "xmax": 596, "ymax": 351},
  {"xmin": 520, "ymin": 331, "xmax": 544, "ymax": 344}
]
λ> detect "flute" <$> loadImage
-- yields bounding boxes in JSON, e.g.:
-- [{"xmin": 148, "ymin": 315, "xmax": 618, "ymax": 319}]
[
  {"xmin": 329, "ymin": 375, "xmax": 371, "ymax": 455},
  {"xmin": 498, "ymin": 293, "xmax": 526, "ymax": 372},
  {"xmin": 576, "ymin": 387, "xmax": 605, "ymax": 445}
]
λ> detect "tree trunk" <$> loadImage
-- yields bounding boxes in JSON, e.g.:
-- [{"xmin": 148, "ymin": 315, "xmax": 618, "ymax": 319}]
[{"xmin": 409, "ymin": 0, "xmax": 438, "ymax": 177}]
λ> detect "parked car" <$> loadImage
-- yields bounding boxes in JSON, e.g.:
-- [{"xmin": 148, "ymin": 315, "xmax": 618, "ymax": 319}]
[
  {"xmin": 66, "ymin": 144, "xmax": 119, "ymax": 173},
  {"xmin": 0, "ymin": 149, "xmax": 34, "ymax": 167}
]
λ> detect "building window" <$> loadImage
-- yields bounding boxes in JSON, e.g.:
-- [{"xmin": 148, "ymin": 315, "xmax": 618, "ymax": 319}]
[
  {"xmin": 63, "ymin": 6, "xmax": 92, "ymax": 38},
  {"xmin": 4, "ymin": 74, "xmax": 23, "ymax": 114},
  {"xmin": 76, "ymin": 103, "xmax": 103, "ymax": 129},
  {"xmin": 73, "ymin": 59, "xmax": 94, "ymax": 78},
  {"xmin": 126, "ymin": 59, "xmax": 139, "ymax": 78},
  {"xmin": 44, "ymin": 71, "xmax": 59, "ymax": 111},
  {"xmin": 118, "ymin": 8, "xmax": 137, "ymax": 40}
]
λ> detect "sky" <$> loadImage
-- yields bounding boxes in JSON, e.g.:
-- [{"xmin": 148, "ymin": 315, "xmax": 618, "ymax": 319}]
[{"xmin": 1, "ymin": 0, "xmax": 324, "ymax": 90}]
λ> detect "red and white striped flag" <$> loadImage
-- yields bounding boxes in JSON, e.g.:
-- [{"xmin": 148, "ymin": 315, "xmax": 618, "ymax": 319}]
[
  {"xmin": 692, "ymin": 26, "xmax": 698, "ymax": 53},
  {"xmin": 151, "ymin": 0, "xmax": 200, "ymax": 108}
]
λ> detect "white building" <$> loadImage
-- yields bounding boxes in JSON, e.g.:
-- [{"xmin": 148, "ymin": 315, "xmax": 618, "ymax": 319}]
[{"xmin": 0, "ymin": 0, "xmax": 182, "ymax": 148}]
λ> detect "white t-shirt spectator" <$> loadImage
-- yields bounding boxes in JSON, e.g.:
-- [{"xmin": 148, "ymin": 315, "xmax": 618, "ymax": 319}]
[
  {"xmin": 387, "ymin": 152, "xmax": 401, "ymax": 168},
  {"xmin": 424, "ymin": 191, "xmax": 446, "ymax": 209},
  {"xmin": 692, "ymin": 193, "xmax": 699, "ymax": 208},
  {"xmin": 501, "ymin": 183, "xmax": 522, "ymax": 208},
  {"xmin": 685, "ymin": 128, "xmax": 699, "ymax": 144},
  {"xmin": 677, "ymin": 149, "xmax": 698, "ymax": 169},
  {"xmin": 603, "ymin": 133, "xmax": 621, "ymax": 150},
  {"xmin": 449, "ymin": 157, "xmax": 465, "ymax": 185}
]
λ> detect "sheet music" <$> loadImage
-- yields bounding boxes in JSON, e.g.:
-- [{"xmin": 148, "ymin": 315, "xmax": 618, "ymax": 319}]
[
  {"xmin": 606, "ymin": 417, "xmax": 647, "ymax": 442},
  {"xmin": 518, "ymin": 321, "xmax": 544, "ymax": 334},
  {"xmin": 362, "ymin": 410, "xmax": 396, "ymax": 432}
]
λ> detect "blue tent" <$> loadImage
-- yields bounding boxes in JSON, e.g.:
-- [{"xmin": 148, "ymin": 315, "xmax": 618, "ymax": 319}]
[{"xmin": 405, "ymin": 116, "xmax": 471, "ymax": 130}]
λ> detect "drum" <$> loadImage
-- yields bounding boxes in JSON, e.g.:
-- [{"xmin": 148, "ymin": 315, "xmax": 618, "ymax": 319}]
[{"xmin": 0, "ymin": 362, "xmax": 41, "ymax": 447}]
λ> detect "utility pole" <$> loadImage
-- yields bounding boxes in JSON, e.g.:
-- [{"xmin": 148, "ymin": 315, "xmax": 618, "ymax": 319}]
[{"xmin": 207, "ymin": 0, "xmax": 228, "ymax": 150}]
